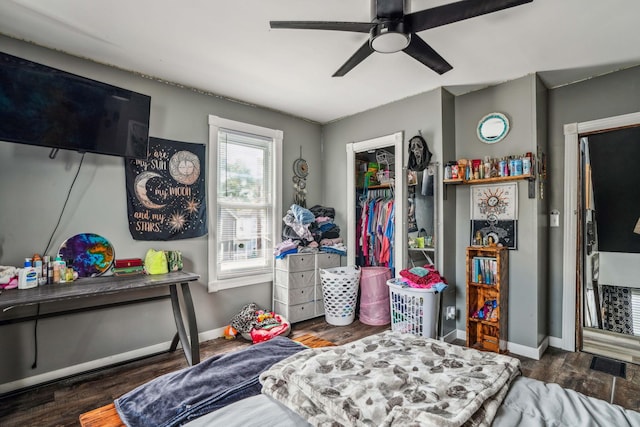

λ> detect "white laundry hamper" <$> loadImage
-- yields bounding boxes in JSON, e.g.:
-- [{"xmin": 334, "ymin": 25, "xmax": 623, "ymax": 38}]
[
  {"xmin": 387, "ymin": 278, "xmax": 437, "ymax": 338},
  {"xmin": 319, "ymin": 266, "xmax": 361, "ymax": 326}
]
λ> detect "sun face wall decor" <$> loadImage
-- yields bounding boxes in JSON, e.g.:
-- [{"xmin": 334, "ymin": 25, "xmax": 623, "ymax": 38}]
[{"xmin": 470, "ymin": 183, "xmax": 518, "ymax": 249}]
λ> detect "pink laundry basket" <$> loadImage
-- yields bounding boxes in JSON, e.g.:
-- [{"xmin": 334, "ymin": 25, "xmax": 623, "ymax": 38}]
[{"xmin": 359, "ymin": 267, "xmax": 392, "ymax": 325}]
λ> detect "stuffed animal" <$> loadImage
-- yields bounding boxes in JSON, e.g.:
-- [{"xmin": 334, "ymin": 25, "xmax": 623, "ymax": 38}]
[
  {"xmin": 222, "ymin": 325, "xmax": 238, "ymax": 340},
  {"xmin": 0, "ymin": 266, "xmax": 18, "ymax": 289}
]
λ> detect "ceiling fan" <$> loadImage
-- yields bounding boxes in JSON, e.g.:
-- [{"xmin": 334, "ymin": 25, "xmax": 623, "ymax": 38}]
[{"xmin": 270, "ymin": 0, "xmax": 533, "ymax": 77}]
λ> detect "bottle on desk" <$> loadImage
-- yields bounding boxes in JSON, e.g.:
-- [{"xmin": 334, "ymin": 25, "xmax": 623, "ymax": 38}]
[
  {"xmin": 18, "ymin": 258, "xmax": 38, "ymax": 289},
  {"xmin": 44, "ymin": 255, "xmax": 52, "ymax": 285},
  {"xmin": 54, "ymin": 254, "xmax": 66, "ymax": 284},
  {"xmin": 65, "ymin": 259, "xmax": 75, "ymax": 282}
]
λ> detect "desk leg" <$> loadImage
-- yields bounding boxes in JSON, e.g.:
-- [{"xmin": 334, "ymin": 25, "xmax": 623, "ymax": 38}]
[{"xmin": 169, "ymin": 282, "xmax": 200, "ymax": 365}]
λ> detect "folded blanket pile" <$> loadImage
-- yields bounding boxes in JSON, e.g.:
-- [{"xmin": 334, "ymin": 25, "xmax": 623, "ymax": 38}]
[
  {"xmin": 399, "ymin": 264, "xmax": 447, "ymax": 290},
  {"xmin": 260, "ymin": 330, "xmax": 521, "ymax": 427},
  {"xmin": 115, "ymin": 337, "xmax": 305, "ymax": 427}
]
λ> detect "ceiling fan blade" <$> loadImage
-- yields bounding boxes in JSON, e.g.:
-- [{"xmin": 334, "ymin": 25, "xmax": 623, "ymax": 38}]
[
  {"xmin": 270, "ymin": 21, "xmax": 376, "ymax": 33},
  {"xmin": 333, "ymin": 40, "xmax": 375, "ymax": 77},
  {"xmin": 406, "ymin": 0, "xmax": 533, "ymax": 33},
  {"xmin": 403, "ymin": 35, "xmax": 452, "ymax": 75}
]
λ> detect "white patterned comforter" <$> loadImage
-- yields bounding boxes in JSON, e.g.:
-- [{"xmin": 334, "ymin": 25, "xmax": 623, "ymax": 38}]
[{"xmin": 260, "ymin": 331, "xmax": 521, "ymax": 427}]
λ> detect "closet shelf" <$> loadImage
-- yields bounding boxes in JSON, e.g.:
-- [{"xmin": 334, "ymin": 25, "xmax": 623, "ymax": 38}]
[{"xmin": 357, "ymin": 183, "xmax": 393, "ymax": 190}]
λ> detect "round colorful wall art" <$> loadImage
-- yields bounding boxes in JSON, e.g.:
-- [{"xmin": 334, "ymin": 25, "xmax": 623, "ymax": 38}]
[{"xmin": 58, "ymin": 233, "xmax": 115, "ymax": 277}]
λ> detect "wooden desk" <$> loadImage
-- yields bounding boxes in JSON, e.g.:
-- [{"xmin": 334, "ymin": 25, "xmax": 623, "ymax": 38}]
[{"xmin": 0, "ymin": 271, "xmax": 201, "ymax": 366}]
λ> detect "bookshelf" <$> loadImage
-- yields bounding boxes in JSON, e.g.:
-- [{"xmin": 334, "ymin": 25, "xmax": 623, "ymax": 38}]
[{"xmin": 465, "ymin": 246, "xmax": 508, "ymax": 353}]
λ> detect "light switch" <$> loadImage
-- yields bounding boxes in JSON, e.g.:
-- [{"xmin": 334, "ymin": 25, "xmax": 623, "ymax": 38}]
[{"xmin": 550, "ymin": 209, "xmax": 560, "ymax": 228}]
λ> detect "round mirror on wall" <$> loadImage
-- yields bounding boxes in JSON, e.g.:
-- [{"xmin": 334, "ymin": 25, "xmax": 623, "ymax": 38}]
[{"xmin": 477, "ymin": 112, "xmax": 510, "ymax": 144}]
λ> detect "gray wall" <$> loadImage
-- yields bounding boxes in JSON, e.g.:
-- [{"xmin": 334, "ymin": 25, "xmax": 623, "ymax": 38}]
[
  {"xmin": 452, "ymin": 74, "xmax": 546, "ymax": 348},
  {"xmin": 321, "ymin": 88, "xmax": 458, "ymax": 337},
  {"xmin": 0, "ymin": 36, "xmax": 321, "ymax": 386},
  {"xmin": 534, "ymin": 75, "xmax": 549, "ymax": 345},
  {"xmin": 546, "ymin": 65, "xmax": 640, "ymax": 338}
]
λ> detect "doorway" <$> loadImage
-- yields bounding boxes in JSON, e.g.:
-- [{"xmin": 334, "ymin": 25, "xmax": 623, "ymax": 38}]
[
  {"xmin": 346, "ymin": 132, "xmax": 406, "ymax": 272},
  {"xmin": 563, "ymin": 111, "xmax": 640, "ymax": 360},
  {"xmin": 581, "ymin": 126, "xmax": 640, "ymax": 362}
]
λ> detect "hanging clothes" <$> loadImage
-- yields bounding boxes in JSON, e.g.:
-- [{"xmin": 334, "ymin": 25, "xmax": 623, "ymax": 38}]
[{"xmin": 357, "ymin": 188, "xmax": 395, "ymax": 274}]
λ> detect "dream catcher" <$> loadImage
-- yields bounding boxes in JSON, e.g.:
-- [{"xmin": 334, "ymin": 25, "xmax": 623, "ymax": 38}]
[{"xmin": 293, "ymin": 146, "xmax": 308, "ymax": 207}]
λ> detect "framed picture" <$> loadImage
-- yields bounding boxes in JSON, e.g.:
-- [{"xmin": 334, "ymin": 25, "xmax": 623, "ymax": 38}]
[
  {"xmin": 408, "ymin": 185, "xmax": 418, "ymax": 232},
  {"xmin": 471, "ymin": 182, "xmax": 518, "ymax": 221},
  {"xmin": 408, "ymin": 170, "xmax": 418, "ymax": 186},
  {"xmin": 470, "ymin": 219, "xmax": 517, "ymax": 250}
]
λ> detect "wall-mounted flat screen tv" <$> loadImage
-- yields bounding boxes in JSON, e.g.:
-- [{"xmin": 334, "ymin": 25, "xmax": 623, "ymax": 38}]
[{"xmin": 0, "ymin": 51, "xmax": 151, "ymax": 159}]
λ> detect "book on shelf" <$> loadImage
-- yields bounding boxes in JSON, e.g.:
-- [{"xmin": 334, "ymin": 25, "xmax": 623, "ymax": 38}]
[{"xmin": 472, "ymin": 256, "xmax": 497, "ymax": 285}]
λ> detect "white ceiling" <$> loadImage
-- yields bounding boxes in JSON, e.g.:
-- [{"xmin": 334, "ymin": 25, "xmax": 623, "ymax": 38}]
[{"xmin": 1, "ymin": 0, "xmax": 639, "ymax": 124}]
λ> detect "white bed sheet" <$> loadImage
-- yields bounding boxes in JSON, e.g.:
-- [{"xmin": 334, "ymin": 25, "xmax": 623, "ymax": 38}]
[{"xmin": 184, "ymin": 376, "xmax": 640, "ymax": 427}]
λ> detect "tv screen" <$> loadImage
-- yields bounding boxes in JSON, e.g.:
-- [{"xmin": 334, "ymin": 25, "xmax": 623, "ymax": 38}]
[{"xmin": 0, "ymin": 51, "xmax": 151, "ymax": 159}]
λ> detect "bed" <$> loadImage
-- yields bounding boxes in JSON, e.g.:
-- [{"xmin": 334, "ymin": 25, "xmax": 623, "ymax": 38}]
[{"xmin": 92, "ymin": 331, "xmax": 640, "ymax": 427}]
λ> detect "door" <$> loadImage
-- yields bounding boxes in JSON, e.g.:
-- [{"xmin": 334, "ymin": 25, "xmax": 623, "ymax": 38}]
[{"xmin": 580, "ymin": 126, "xmax": 640, "ymax": 362}]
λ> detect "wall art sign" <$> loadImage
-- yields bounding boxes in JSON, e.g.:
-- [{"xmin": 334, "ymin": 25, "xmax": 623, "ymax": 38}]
[
  {"xmin": 470, "ymin": 183, "xmax": 518, "ymax": 249},
  {"xmin": 125, "ymin": 137, "xmax": 207, "ymax": 240}
]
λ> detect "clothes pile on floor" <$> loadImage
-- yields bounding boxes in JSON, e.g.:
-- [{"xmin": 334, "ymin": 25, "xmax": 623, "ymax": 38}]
[
  {"xmin": 223, "ymin": 303, "xmax": 290, "ymax": 344},
  {"xmin": 398, "ymin": 264, "xmax": 448, "ymax": 292},
  {"xmin": 275, "ymin": 204, "xmax": 346, "ymax": 257}
]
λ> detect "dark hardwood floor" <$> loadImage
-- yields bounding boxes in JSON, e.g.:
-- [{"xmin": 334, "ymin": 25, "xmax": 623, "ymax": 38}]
[{"xmin": 1, "ymin": 317, "xmax": 639, "ymax": 426}]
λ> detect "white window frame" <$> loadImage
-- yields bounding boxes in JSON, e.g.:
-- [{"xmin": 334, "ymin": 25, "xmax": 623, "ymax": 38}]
[{"xmin": 207, "ymin": 115, "xmax": 282, "ymax": 292}]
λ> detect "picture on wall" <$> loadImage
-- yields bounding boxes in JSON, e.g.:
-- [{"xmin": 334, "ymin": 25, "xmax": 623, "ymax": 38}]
[
  {"xmin": 470, "ymin": 182, "xmax": 518, "ymax": 249},
  {"xmin": 470, "ymin": 220, "xmax": 518, "ymax": 249},
  {"xmin": 408, "ymin": 185, "xmax": 418, "ymax": 232},
  {"xmin": 125, "ymin": 137, "xmax": 207, "ymax": 240}
]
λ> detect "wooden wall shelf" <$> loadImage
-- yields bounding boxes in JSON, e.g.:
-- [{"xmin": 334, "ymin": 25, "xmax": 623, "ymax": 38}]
[
  {"xmin": 443, "ymin": 174, "xmax": 533, "ymax": 185},
  {"xmin": 443, "ymin": 173, "xmax": 536, "ymax": 199}
]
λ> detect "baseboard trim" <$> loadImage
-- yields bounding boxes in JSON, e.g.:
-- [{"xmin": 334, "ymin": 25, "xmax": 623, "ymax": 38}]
[
  {"xmin": 0, "ymin": 326, "xmax": 226, "ymax": 395},
  {"xmin": 440, "ymin": 328, "xmax": 458, "ymax": 343},
  {"xmin": 548, "ymin": 335, "xmax": 563, "ymax": 349},
  {"xmin": 453, "ymin": 329, "xmax": 545, "ymax": 360},
  {"xmin": 509, "ymin": 336, "xmax": 547, "ymax": 360}
]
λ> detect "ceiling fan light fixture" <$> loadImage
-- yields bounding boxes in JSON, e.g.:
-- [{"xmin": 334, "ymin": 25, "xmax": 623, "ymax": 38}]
[{"xmin": 370, "ymin": 22, "xmax": 410, "ymax": 53}]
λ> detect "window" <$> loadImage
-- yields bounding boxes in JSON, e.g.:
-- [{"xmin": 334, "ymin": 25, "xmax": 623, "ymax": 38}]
[{"xmin": 207, "ymin": 116, "xmax": 282, "ymax": 292}]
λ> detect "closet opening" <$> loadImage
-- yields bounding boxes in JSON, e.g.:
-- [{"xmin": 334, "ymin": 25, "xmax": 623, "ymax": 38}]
[{"xmin": 346, "ymin": 132, "xmax": 406, "ymax": 275}]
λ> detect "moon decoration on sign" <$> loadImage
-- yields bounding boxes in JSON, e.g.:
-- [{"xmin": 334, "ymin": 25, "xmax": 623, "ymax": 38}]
[
  {"xmin": 169, "ymin": 150, "xmax": 201, "ymax": 185},
  {"xmin": 134, "ymin": 171, "xmax": 166, "ymax": 209}
]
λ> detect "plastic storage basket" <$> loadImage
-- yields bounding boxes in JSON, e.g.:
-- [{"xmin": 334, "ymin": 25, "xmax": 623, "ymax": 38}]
[
  {"xmin": 387, "ymin": 278, "xmax": 437, "ymax": 338},
  {"xmin": 320, "ymin": 266, "xmax": 361, "ymax": 326}
]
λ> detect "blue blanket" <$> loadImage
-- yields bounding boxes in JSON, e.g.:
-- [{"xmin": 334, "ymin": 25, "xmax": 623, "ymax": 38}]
[{"xmin": 115, "ymin": 336, "xmax": 305, "ymax": 427}]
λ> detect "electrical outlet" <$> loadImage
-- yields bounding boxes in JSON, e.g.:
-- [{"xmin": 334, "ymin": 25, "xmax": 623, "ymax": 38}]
[{"xmin": 445, "ymin": 306, "xmax": 456, "ymax": 320}]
